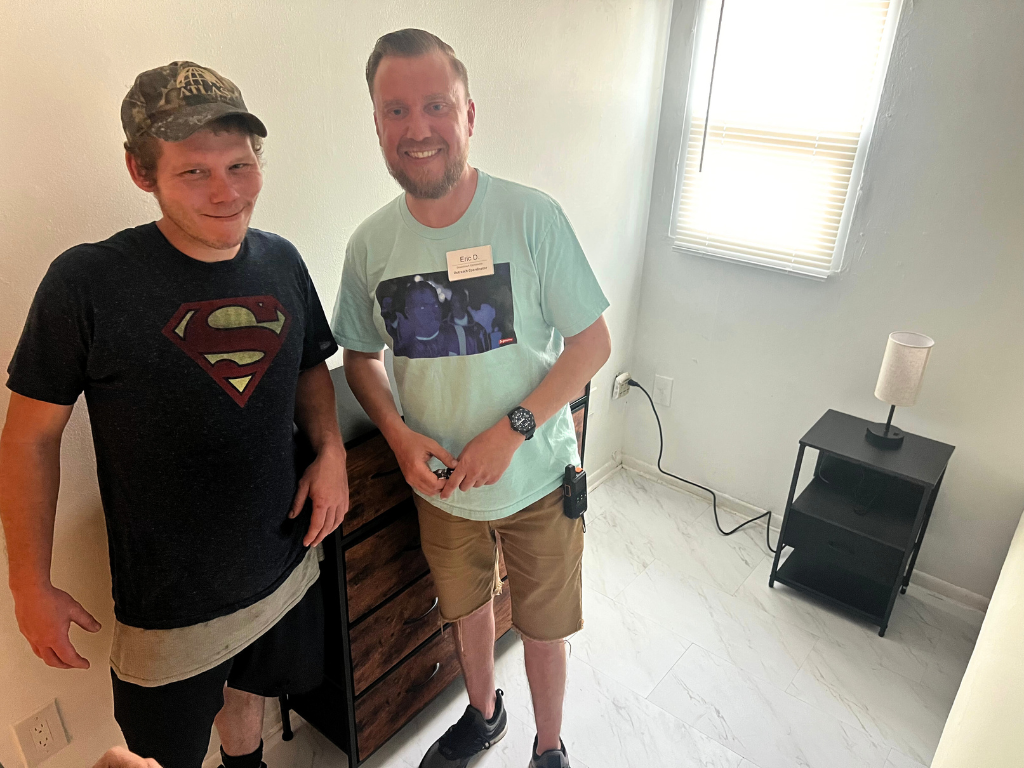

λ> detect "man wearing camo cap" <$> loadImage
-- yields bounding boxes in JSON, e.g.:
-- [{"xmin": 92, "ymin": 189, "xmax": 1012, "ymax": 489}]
[{"xmin": 1, "ymin": 61, "xmax": 348, "ymax": 768}]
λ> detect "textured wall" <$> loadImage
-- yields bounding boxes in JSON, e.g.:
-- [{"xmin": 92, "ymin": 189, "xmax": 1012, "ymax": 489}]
[
  {"xmin": 0, "ymin": 1, "xmax": 671, "ymax": 764},
  {"xmin": 626, "ymin": 0, "xmax": 1024, "ymax": 599}
]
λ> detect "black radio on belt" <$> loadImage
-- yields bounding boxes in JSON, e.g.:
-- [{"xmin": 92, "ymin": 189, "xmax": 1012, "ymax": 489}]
[{"xmin": 563, "ymin": 464, "xmax": 588, "ymax": 521}]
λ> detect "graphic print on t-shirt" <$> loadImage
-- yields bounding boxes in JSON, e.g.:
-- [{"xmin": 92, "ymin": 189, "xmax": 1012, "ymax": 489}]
[
  {"xmin": 162, "ymin": 296, "xmax": 292, "ymax": 406},
  {"xmin": 376, "ymin": 263, "xmax": 516, "ymax": 359}
]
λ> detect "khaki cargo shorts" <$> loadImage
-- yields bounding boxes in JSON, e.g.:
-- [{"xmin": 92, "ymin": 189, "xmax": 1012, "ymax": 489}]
[{"xmin": 413, "ymin": 487, "xmax": 584, "ymax": 642}]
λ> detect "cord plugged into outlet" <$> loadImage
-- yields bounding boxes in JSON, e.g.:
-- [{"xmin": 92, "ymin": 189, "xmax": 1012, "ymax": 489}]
[
  {"xmin": 612, "ymin": 371, "xmax": 632, "ymax": 399},
  {"xmin": 627, "ymin": 377, "xmax": 777, "ymax": 554}
]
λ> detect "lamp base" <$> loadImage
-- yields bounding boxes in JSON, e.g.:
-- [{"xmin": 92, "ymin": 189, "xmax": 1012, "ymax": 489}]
[{"xmin": 865, "ymin": 423, "xmax": 904, "ymax": 449}]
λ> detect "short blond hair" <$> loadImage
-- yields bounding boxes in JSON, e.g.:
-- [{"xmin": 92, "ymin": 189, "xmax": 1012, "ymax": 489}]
[{"xmin": 365, "ymin": 28, "xmax": 470, "ymax": 100}]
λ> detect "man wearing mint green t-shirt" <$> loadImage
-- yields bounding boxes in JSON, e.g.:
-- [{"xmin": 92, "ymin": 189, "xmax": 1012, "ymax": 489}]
[{"xmin": 333, "ymin": 29, "xmax": 611, "ymax": 768}]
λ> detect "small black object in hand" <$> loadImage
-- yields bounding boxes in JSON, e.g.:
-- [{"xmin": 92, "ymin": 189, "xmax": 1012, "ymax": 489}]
[{"xmin": 433, "ymin": 467, "xmax": 454, "ymax": 480}]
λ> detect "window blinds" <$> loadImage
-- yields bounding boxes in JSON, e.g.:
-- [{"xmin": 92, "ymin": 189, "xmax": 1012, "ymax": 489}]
[{"xmin": 673, "ymin": 0, "xmax": 899, "ymax": 278}]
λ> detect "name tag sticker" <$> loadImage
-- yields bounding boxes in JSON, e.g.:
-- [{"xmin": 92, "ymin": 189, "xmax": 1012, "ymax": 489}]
[{"xmin": 446, "ymin": 245, "xmax": 494, "ymax": 281}]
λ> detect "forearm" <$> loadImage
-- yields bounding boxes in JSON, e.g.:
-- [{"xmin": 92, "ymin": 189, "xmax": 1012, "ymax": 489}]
[
  {"xmin": 0, "ymin": 436, "xmax": 61, "ymax": 592},
  {"xmin": 342, "ymin": 350, "xmax": 407, "ymax": 444},
  {"xmin": 520, "ymin": 316, "xmax": 611, "ymax": 427},
  {"xmin": 294, "ymin": 363, "xmax": 344, "ymax": 454}
]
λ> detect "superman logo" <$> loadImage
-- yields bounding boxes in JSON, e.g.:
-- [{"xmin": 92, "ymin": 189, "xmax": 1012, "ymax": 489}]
[{"xmin": 162, "ymin": 296, "xmax": 292, "ymax": 407}]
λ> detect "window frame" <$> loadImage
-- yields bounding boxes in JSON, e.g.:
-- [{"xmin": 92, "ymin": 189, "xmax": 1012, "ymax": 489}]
[{"xmin": 668, "ymin": 0, "xmax": 906, "ymax": 280}]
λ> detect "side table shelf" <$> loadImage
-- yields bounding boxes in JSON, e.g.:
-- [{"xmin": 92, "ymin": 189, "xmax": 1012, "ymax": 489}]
[{"xmin": 769, "ymin": 410, "xmax": 954, "ymax": 636}]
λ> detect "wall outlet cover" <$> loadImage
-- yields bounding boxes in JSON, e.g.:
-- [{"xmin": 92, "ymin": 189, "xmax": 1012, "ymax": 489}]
[
  {"xmin": 12, "ymin": 701, "xmax": 69, "ymax": 768},
  {"xmin": 612, "ymin": 372, "xmax": 631, "ymax": 399},
  {"xmin": 653, "ymin": 374, "xmax": 674, "ymax": 407}
]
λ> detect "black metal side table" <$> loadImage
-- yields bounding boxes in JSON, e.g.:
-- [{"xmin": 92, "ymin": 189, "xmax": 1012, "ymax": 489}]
[{"xmin": 769, "ymin": 409, "xmax": 954, "ymax": 636}]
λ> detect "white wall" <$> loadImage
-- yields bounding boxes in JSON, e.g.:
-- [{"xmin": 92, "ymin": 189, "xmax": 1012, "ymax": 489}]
[
  {"xmin": 626, "ymin": 0, "xmax": 1024, "ymax": 600},
  {"xmin": 0, "ymin": 2, "xmax": 672, "ymax": 765}
]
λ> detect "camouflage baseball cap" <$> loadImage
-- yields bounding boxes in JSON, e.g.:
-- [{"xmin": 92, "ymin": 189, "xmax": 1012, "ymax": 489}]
[{"xmin": 121, "ymin": 61, "xmax": 267, "ymax": 143}]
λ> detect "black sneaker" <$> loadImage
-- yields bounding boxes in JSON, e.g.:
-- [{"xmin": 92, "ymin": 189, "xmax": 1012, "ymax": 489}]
[
  {"xmin": 218, "ymin": 744, "xmax": 267, "ymax": 768},
  {"xmin": 528, "ymin": 736, "xmax": 570, "ymax": 768},
  {"xmin": 418, "ymin": 689, "xmax": 508, "ymax": 768}
]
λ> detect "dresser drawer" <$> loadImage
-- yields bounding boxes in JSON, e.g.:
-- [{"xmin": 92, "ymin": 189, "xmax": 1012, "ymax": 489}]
[
  {"xmin": 785, "ymin": 509, "xmax": 903, "ymax": 583},
  {"xmin": 343, "ymin": 433, "xmax": 413, "ymax": 535},
  {"xmin": 351, "ymin": 571, "xmax": 513, "ymax": 697},
  {"xmin": 355, "ymin": 628, "xmax": 461, "ymax": 761},
  {"xmin": 350, "ymin": 573, "xmax": 442, "ymax": 696},
  {"xmin": 346, "ymin": 507, "xmax": 429, "ymax": 622}
]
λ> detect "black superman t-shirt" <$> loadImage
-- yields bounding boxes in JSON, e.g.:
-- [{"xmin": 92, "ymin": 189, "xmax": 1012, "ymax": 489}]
[{"xmin": 7, "ymin": 224, "xmax": 338, "ymax": 629}]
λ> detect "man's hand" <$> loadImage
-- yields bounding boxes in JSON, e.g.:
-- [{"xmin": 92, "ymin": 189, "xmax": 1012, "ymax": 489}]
[
  {"xmin": 92, "ymin": 747, "xmax": 161, "ymax": 768},
  {"xmin": 390, "ymin": 425, "xmax": 457, "ymax": 497},
  {"xmin": 340, "ymin": 350, "xmax": 456, "ymax": 497},
  {"xmin": 290, "ymin": 443, "xmax": 349, "ymax": 547},
  {"xmin": 12, "ymin": 583, "xmax": 101, "ymax": 669},
  {"xmin": 441, "ymin": 419, "xmax": 524, "ymax": 500}
]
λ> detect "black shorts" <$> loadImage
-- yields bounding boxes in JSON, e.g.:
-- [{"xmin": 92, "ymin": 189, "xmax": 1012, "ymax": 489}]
[{"xmin": 111, "ymin": 579, "xmax": 323, "ymax": 768}]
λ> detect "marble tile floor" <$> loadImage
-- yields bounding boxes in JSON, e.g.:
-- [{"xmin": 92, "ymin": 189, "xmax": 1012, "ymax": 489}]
[{"xmin": 266, "ymin": 468, "xmax": 984, "ymax": 768}]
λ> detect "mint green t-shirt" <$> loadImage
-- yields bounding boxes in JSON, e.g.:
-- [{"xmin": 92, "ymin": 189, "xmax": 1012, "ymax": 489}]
[{"xmin": 332, "ymin": 171, "xmax": 609, "ymax": 520}]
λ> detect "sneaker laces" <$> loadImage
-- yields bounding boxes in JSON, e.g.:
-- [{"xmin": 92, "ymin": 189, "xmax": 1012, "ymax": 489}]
[{"xmin": 437, "ymin": 706, "xmax": 495, "ymax": 759}]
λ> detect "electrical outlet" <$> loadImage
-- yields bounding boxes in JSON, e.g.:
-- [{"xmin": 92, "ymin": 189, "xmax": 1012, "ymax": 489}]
[
  {"xmin": 612, "ymin": 371, "xmax": 631, "ymax": 399},
  {"xmin": 653, "ymin": 374, "xmax": 674, "ymax": 407},
  {"xmin": 13, "ymin": 701, "xmax": 69, "ymax": 767},
  {"xmin": 31, "ymin": 721, "xmax": 51, "ymax": 751}
]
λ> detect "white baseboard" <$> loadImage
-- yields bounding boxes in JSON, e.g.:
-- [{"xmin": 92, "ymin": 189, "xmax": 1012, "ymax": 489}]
[
  {"xmin": 619, "ymin": 456, "xmax": 990, "ymax": 613},
  {"xmin": 587, "ymin": 458, "xmax": 621, "ymax": 491},
  {"xmin": 910, "ymin": 570, "xmax": 990, "ymax": 612},
  {"xmin": 621, "ymin": 456, "xmax": 781, "ymax": 531}
]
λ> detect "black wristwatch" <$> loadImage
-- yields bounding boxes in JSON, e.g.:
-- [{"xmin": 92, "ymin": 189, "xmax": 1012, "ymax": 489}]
[{"xmin": 507, "ymin": 406, "xmax": 536, "ymax": 440}]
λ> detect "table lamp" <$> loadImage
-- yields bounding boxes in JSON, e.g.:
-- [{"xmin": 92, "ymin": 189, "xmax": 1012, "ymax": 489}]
[{"xmin": 866, "ymin": 332, "xmax": 934, "ymax": 449}]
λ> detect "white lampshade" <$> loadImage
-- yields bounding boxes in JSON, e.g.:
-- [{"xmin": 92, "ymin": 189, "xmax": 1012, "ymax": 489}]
[{"xmin": 874, "ymin": 332, "xmax": 934, "ymax": 407}]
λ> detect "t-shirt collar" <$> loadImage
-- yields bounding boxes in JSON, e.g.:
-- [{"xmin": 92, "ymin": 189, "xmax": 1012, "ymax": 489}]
[
  {"xmin": 398, "ymin": 169, "xmax": 490, "ymax": 241},
  {"xmin": 146, "ymin": 222, "xmax": 250, "ymax": 270}
]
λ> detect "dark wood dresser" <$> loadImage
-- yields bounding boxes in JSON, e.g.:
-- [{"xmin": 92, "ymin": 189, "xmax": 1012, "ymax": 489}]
[{"xmin": 281, "ymin": 384, "xmax": 590, "ymax": 765}]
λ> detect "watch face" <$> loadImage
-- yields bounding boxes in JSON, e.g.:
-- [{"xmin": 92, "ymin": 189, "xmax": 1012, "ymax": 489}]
[{"xmin": 510, "ymin": 407, "xmax": 535, "ymax": 435}]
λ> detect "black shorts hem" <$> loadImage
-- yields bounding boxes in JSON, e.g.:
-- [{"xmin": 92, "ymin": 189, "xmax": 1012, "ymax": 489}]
[{"xmin": 112, "ymin": 580, "xmax": 324, "ymax": 768}]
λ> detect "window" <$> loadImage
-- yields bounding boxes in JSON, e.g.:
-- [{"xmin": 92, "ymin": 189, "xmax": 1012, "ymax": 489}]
[{"xmin": 672, "ymin": 0, "xmax": 902, "ymax": 278}]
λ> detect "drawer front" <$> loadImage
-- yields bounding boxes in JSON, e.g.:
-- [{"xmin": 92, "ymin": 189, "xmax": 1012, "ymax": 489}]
[
  {"xmin": 346, "ymin": 507, "xmax": 429, "ymax": 621},
  {"xmin": 784, "ymin": 509, "xmax": 902, "ymax": 582},
  {"xmin": 351, "ymin": 573, "xmax": 442, "ymax": 696},
  {"xmin": 343, "ymin": 433, "xmax": 413, "ymax": 535},
  {"xmin": 356, "ymin": 628, "xmax": 461, "ymax": 761}
]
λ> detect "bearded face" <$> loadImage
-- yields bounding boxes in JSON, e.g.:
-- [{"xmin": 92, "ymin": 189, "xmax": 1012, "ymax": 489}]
[
  {"xmin": 383, "ymin": 133, "xmax": 468, "ymax": 200},
  {"xmin": 372, "ymin": 51, "xmax": 474, "ymax": 201}
]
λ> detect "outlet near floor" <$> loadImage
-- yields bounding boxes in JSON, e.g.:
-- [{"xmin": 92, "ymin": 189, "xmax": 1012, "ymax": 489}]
[{"xmin": 12, "ymin": 700, "xmax": 69, "ymax": 767}]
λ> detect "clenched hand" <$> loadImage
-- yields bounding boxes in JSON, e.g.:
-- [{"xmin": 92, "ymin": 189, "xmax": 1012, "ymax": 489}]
[
  {"xmin": 441, "ymin": 419, "xmax": 524, "ymax": 500},
  {"xmin": 390, "ymin": 426, "xmax": 457, "ymax": 497}
]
